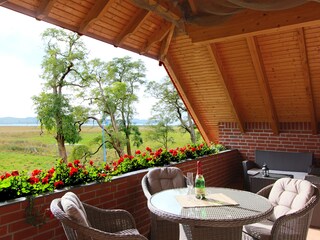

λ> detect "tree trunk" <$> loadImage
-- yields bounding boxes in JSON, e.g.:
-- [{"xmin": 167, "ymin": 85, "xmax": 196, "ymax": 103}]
[
  {"xmin": 187, "ymin": 113, "xmax": 197, "ymax": 144},
  {"xmin": 56, "ymin": 133, "xmax": 68, "ymax": 163}
]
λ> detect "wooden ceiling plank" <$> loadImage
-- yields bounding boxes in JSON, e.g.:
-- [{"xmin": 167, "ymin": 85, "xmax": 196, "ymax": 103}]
[
  {"xmin": 208, "ymin": 43, "xmax": 245, "ymax": 133},
  {"xmin": 36, "ymin": 0, "xmax": 57, "ymax": 20},
  {"xmin": 296, "ymin": 28, "xmax": 318, "ymax": 134},
  {"xmin": 78, "ymin": 0, "xmax": 114, "ymax": 34},
  {"xmin": 0, "ymin": 0, "xmax": 8, "ymax": 6},
  {"xmin": 187, "ymin": 2, "xmax": 320, "ymax": 44},
  {"xmin": 246, "ymin": 36, "xmax": 279, "ymax": 135},
  {"xmin": 158, "ymin": 24, "xmax": 175, "ymax": 61},
  {"xmin": 114, "ymin": 9, "xmax": 150, "ymax": 47},
  {"xmin": 187, "ymin": 0, "xmax": 198, "ymax": 14},
  {"xmin": 163, "ymin": 56, "xmax": 213, "ymax": 144},
  {"xmin": 140, "ymin": 21, "xmax": 172, "ymax": 54}
]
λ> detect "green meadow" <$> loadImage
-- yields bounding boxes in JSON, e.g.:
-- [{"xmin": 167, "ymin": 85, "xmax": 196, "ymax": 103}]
[{"xmin": 0, "ymin": 126, "xmax": 199, "ymax": 174}]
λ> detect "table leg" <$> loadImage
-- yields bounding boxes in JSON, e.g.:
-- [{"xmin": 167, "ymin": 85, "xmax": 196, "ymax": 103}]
[{"xmin": 182, "ymin": 224, "xmax": 242, "ymax": 240}]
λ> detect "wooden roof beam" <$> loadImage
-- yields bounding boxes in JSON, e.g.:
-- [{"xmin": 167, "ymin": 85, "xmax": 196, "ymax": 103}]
[
  {"xmin": 187, "ymin": 2, "xmax": 320, "ymax": 43},
  {"xmin": 187, "ymin": 0, "xmax": 198, "ymax": 14},
  {"xmin": 297, "ymin": 28, "xmax": 318, "ymax": 134},
  {"xmin": 114, "ymin": 9, "xmax": 150, "ymax": 47},
  {"xmin": 246, "ymin": 36, "xmax": 279, "ymax": 135},
  {"xmin": 163, "ymin": 56, "xmax": 212, "ymax": 144},
  {"xmin": 78, "ymin": 0, "xmax": 114, "ymax": 34},
  {"xmin": 158, "ymin": 24, "xmax": 175, "ymax": 62},
  {"xmin": 140, "ymin": 21, "xmax": 172, "ymax": 54},
  {"xmin": 0, "ymin": 0, "xmax": 8, "ymax": 6},
  {"xmin": 208, "ymin": 43, "xmax": 245, "ymax": 133},
  {"xmin": 36, "ymin": 0, "xmax": 57, "ymax": 20}
]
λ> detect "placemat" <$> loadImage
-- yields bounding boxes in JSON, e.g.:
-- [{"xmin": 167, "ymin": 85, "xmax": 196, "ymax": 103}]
[{"xmin": 176, "ymin": 193, "xmax": 239, "ymax": 208}]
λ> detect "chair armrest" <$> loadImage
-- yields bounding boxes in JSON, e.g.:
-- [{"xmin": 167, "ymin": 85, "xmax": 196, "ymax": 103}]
[
  {"xmin": 83, "ymin": 203, "xmax": 137, "ymax": 232},
  {"xmin": 242, "ymin": 160, "xmax": 260, "ymax": 191},
  {"xmin": 256, "ymin": 184, "xmax": 273, "ymax": 198},
  {"xmin": 141, "ymin": 174, "xmax": 152, "ymax": 199}
]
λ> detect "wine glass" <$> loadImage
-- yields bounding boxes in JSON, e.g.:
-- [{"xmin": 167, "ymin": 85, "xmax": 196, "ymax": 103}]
[{"xmin": 186, "ymin": 172, "xmax": 194, "ymax": 194}]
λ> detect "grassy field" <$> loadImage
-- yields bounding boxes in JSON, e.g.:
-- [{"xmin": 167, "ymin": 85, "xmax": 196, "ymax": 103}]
[{"xmin": 0, "ymin": 126, "xmax": 199, "ymax": 174}]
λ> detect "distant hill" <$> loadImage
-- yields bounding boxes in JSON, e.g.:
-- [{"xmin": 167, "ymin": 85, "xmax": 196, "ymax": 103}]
[{"xmin": 0, "ymin": 117, "xmax": 149, "ymax": 126}]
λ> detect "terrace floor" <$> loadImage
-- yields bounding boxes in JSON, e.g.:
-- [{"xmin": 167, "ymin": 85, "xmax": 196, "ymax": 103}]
[{"xmin": 308, "ymin": 228, "xmax": 320, "ymax": 240}]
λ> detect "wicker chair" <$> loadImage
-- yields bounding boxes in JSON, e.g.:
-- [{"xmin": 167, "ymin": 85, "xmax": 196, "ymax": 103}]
[
  {"xmin": 50, "ymin": 192, "xmax": 147, "ymax": 240},
  {"xmin": 242, "ymin": 178, "xmax": 319, "ymax": 240},
  {"xmin": 141, "ymin": 167, "xmax": 187, "ymax": 240}
]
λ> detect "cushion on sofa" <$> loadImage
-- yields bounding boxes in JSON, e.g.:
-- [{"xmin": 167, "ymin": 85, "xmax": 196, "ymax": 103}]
[
  {"xmin": 268, "ymin": 178, "xmax": 314, "ymax": 221},
  {"xmin": 61, "ymin": 192, "xmax": 90, "ymax": 226}
]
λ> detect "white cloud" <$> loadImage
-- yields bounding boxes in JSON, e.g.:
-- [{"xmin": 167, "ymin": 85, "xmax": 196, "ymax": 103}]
[{"xmin": 0, "ymin": 8, "xmax": 167, "ymax": 119}]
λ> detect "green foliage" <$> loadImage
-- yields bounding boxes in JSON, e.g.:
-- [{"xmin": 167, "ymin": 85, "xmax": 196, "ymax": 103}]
[
  {"xmin": 0, "ymin": 142, "xmax": 226, "ymax": 202},
  {"xmin": 69, "ymin": 145, "xmax": 91, "ymax": 161}
]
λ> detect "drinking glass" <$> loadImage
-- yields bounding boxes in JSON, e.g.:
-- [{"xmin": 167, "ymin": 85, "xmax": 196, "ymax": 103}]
[{"xmin": 186, "ymin": 172, "xmax": 194, "ymax": 194}]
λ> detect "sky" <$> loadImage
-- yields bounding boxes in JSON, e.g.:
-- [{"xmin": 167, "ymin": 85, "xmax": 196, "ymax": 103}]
[{"xmin": 0, "ymin": 7, "xmax": 168, "ymax": 119}]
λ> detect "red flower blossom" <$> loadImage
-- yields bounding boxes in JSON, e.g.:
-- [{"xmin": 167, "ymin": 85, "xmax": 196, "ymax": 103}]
[
  {"xmin": 117, "ymin": 157, "xmax": 124, "ymax": 165},
  {"xmin": 11, "ymin": 170, "xmax": 19, "ymax": 176},
  {"xmin": 104, "ymin": 164, "xmax": 111, "ymax": 171},
  {"xmin": 135, "ymin": 150, "xmax": 141, "ymax": 155},
  {"xmin": 74, "ymin": 160, "xmax": 80, "ymax": 166},
  {"xmin": 29, "ymin": 176, "xmax": 39, "ymax": 184},
  {"xmin": 146, "ymin": 146, "xmax": 152, "ymax": 152},
  {"xmin": 67, "ymin": 163, "xmax": 73, "ymax": 167},
  {"xmin": 5, "ymin": 172, "xmax": 11, "ymax": 178},
  {"xmin": 54, "ymin": 181, "xmax": 64, "ymax": 189},
  {"xmin": 191, "ymin": 147, "xmax": 196, "ymax": 152},
  {"xmin": 89, "ymin": 160, "xmax": 94, "ymax": 166},
  {"xmin": 42, "ymin": 177, "xmax": 49, "ymax": 184},
  {"xmin": 48, "ymin": 168, "xmax": 55, "ymax": 174},
  {"xmin": 32, "ymin": 169, "xmax": 41, "ymax": 176},
  {"xmin": 69, "ymin": 167, "xmax": 78, "ymax": 177},
  {"xmin": 98, "ymin": 173, "xmax": 107, "ymax": 178}
]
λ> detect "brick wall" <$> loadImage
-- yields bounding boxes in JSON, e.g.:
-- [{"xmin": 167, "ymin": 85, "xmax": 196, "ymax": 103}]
[
  {"xmin": 219, "ymin": 122, "xmax": 320, "ymax": 165},
  {"xmin": 0, "ymin": 149, "xmax": 242, "ymax": 240}
]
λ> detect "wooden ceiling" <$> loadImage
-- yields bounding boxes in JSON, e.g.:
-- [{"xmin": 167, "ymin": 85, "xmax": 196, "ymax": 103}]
[{"xmin": 1, "ymin": 0, "xmax": 320, "ymax": 142}]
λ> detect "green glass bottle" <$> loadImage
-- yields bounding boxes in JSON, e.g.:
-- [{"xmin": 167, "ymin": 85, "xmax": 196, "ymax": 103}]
[{"xmin": 195, "ymin": 161, "xmax": 205, "ymax": 199}]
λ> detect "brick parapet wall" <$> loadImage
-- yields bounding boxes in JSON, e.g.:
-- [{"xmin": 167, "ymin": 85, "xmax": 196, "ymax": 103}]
[
  {"xmin": 0, "ymin": 149, "xmax": 242, "ymax": 240},
  {"xmin": 219, "ymin": 122, "xmax": 320, "ymax": 165}
]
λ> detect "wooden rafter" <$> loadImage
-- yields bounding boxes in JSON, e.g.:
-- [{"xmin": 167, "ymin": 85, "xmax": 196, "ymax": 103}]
[
  {"xmin": 158, "ymin": 24, "xmax": 175, "ymax": 61},
  {"xmin": 114, "ymin": 9, "xmax": 150, "ymax": 47},
  {"xmin": 208, "ymin": 43, "xmax": 245, "ymax": 133},
  {"xmin": 296, "ymin": 28, "xmax": 318, "ymax": 134},
  {"xmin": 187, "ymin": 0, "xmax": 198, "ymax": 14},
  {"xmin": 36, "ymin": 0, "xmax": 57, "ymax": 20},
  {"xmin": 163, "ymin": 56, "xmax": 212, "ymax": 144},
  {"xmin": 140, "ymin": 21, "xmax": 172, "ymax": 54},
  {"xmin": 0, "ymin": 0, "xmax": 8, "ymax": 6},
  {"xmin": 246, "ymin": 36, "xmax": 279, "ymax": 135},
  {"xmin": 187, "ymin": 2, "xmax": 320, "ymax": 43},
  {"xmin": 78, "ymin": 0, "xmax": 114, "ymax": 34}
]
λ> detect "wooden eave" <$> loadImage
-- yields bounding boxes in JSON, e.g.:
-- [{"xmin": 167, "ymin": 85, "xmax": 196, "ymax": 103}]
[{"xmin": 1, "ymin": 0, "xmax": 319, "ymax": 143}]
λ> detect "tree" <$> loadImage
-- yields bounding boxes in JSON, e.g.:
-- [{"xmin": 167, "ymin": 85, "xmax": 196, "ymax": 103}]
[
  {"xmin": 82, "ymin": 56, "xmax": 146, "ymax": 157},
  {"xmin": 33, "ymin": 28, "xmax": 88, "ymax": 163},
  {"xmin": 147, "ymin": 77, "xmax": 198, "ymax": 144},
  {"xmin": 147, "ymin": 115, "xmax": 175, "ymax": 150}
]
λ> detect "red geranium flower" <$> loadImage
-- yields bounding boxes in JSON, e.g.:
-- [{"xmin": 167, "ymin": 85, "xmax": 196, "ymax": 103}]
[
  {"xmin": 69, "ymin": 167, "xmax": 78, "ymax": 177},
  {"xmin": 135, "ymin": 150, "xmax": 141, "ymax": 155},
  {"xmin": 74, "ymin": 160, "xmax": 80, "ymax": 166},
  {"xmin": 42, "ymin": 177, "xmax": 49, "ymax": 184},
  {"xmin": 29, "ymin": 176, "xmax": 39, "ymax": 184},
  {"xmin": 32, "ymin": 169, "xmax": 41, "ymax": 176},
  {"xmin": 48, "ymin": 167, "xmax": 55, "ymax": 174},
  {"xmin": 54, "ymin": 181, "xmax": 64, "ymax": 189},
  {"xmin": 104, "ymin": 164, "xmax": 110, "ymax": 171},
  {"xmin": 11, "ymin": 170, "xmax": 19, "ymax": 176},
  {"xmin": 67, "ymin": 163, "xmax": 73, "ymax": 167},
  {"xmin": 89, "ymin": 160, "xmax": 94, "ymax": 166},
  {"xmin": 5, "ymin": 172, "xmax": 11, "ymax": 178},
  {"xmin": 146, "ymin": 147, "xmax": 152, "ymax": 152}
]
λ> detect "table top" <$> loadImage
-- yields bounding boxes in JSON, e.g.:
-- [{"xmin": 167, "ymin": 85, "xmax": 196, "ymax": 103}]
[
  {"xmin": 252, "ymin": 172, "xmax": 294, "ymax": 179},
  {"xmin": 148, "ymin": 187, "xmax": 273, "ymax": 227}
]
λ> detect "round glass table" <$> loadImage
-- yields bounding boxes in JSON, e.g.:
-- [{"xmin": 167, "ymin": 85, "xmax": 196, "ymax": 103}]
[{"xmin": 148, "ymin": 187, "xmax": 273, "ymax": 240}]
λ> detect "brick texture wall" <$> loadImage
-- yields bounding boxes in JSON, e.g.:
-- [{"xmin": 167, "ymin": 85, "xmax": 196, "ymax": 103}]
[
  {"xmin": 219, "ymin": 122, "xmax": 320, "ymax": 165},
  {"xmin": 0, "ymin": 150, "xmax": 242, "ymax": 240}
]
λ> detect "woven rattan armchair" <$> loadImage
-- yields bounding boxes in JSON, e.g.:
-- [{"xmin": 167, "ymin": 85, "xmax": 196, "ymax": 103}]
[
  {"xmin": 242, "ymin": 178, "xmax": 319, "ymax": 240},
  {"xmin": 50, "ymin": 192, "xmax": 147, "ymax": 240},
  {"xmin": 141, "ymin": 167, "xmax": 187, "ymax": 240}
]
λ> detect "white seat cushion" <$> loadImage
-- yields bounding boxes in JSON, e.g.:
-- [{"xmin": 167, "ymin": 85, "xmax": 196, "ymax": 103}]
[
  {"xmin": 61, "ymin": 192, "xmax": 90, "ymax": 227},
  {"xmin": 243, "ymin": 219, "xmax": 273, "ymax": 240},
  {"xmin": 268, "ymin": 178, "xmax": 314, "ymax": 221},
  {"xmin": 147, "ymin": 167, "xmax": 186, "ymax": 195}
]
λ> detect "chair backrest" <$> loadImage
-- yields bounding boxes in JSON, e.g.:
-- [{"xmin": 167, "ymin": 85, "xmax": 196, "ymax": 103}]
[
  {"xmin": 142, "ymin": 167, "xmax": 186, "ymax": 196},
  {"xmin": 268, "ymin": 178, "xmax": 316, "ymax": 221}
]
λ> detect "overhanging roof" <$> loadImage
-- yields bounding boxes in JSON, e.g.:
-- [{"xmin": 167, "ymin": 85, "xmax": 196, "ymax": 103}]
[{"xmin": 1, "ymin": 0, "xmax": 320, "ymax": 142}]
